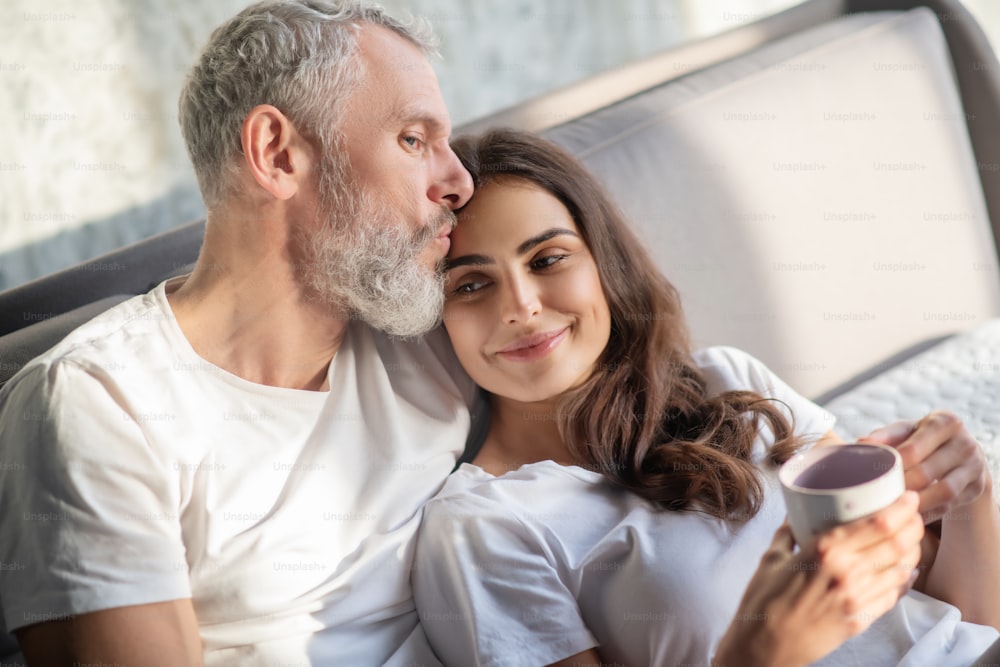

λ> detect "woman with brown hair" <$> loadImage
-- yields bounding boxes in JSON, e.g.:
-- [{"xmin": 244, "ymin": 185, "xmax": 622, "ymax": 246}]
[{"xmin": 412, "ymin": 128, "xmax": 1000, "ymax": 666}]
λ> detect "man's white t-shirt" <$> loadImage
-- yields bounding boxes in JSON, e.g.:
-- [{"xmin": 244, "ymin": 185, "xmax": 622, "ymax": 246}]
[
  {"xmin": 413, "ymin": 346, "xmax": 1000, "ymax": 667},
  {"xmin": 0, "ymin": 277, "xmax": 474, "ymax": 666}
]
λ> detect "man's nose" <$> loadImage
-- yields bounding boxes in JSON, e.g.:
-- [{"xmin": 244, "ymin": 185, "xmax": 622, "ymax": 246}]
[{"xmin": 428, "ymin": 146, "xmax": 474, "ymax": 210}]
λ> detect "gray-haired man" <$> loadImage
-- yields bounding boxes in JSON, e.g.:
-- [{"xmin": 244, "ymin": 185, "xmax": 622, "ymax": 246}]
[{"xmin": 0, "ymin": 1, "xmax": 474, "ymax": 664}]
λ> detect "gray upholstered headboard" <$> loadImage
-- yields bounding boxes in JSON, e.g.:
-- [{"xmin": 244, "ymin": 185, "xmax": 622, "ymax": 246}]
[{"xmin": 463, "ymin": 6, "xmax": 1000, "ymax": 401}]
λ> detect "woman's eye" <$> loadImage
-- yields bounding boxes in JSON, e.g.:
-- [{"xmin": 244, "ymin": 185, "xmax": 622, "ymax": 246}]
[
  {"xmin": 531, "ymin": 254, "xmax": 567, "ymax": 270},
  {"xmin": 451, "ymin": 278, "xmax": 489, "ymax": 295}
]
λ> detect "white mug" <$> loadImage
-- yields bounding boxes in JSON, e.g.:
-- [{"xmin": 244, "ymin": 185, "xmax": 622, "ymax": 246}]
[{"xmin": 778, "ymin": 443, "xmax": 905, "ymax": 547}]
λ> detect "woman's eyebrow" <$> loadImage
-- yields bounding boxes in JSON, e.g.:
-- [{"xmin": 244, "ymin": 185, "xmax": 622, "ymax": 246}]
[
  {"xmin": 445, "ymin": 228, "xmax": 580, "ymax": 270},
  {"xmin": 445, "ymin": 254, "xmax": 492, "ymax": 270},
  {"xmin": 516, "ymin": 228, "xmax": 579, "ymax": 255}
]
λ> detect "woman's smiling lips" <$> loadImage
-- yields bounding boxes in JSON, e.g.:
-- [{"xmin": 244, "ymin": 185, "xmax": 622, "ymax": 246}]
[{"xmin": 495, "ymin": 327, "xmax": 569, "ymax": 362}]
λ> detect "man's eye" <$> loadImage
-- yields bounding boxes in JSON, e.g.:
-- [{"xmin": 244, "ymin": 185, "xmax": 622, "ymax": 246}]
[{"xmin": 402, "ymin": 135, "xmax": 423, "ymax": 149}]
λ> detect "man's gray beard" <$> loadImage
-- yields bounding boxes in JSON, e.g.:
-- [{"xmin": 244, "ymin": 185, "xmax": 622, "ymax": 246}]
[{"xmin": 305, "ymin": 185, "xmax": 455, "ymax": 338}]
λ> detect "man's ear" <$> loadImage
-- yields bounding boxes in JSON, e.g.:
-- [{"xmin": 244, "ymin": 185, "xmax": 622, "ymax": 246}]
[{"xmin": 241, "ymin": 104, "xmax": 311, "ymax": 201}]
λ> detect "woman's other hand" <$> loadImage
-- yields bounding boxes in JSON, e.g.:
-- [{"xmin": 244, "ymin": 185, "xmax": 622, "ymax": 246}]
[{"xmin": 860, "ymin": 411, "xmax": 990, "ymax": 524}]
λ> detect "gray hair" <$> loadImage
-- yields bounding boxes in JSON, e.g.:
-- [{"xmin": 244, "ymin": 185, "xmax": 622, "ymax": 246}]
[{"xmin": 178, "ymin": 0, "xmax": 437, "ymax": 207}]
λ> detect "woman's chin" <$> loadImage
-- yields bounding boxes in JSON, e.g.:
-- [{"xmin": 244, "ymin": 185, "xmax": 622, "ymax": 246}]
[{"xmin": 488, "ymin": 381, "xmax": 572, "ymax": 406}]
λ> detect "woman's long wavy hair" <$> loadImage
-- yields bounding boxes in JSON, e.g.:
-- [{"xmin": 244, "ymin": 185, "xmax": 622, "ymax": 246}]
[{"xmin": 450, "ymin": 128, "xmax": 804, "ymax": 522}]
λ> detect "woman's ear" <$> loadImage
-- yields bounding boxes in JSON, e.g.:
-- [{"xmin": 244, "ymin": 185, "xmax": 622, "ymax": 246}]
[{"xmin": 240, "ymin": 104, "xmax": 312, "ymax": 201}]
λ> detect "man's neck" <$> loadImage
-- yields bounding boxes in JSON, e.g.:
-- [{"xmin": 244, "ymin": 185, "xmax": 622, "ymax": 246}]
[{"xmin": 167, "ymin": 207, "xmax": 349, "ymax": 391}]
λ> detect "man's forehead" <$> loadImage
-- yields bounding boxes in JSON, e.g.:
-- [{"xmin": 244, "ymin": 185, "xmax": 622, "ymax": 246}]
[
  {"xmin": 357, "ymin": 24, "xmax": 430, "ymax": 74},
  {"xmin": 355, "ymin": 25, "xmax": 450, "ymax": 127}
]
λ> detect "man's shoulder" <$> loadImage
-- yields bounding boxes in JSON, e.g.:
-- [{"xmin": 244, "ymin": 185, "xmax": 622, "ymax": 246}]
[
  {"xmin": 367, "ymin": 324, "xmax": 476, "ymax": 400},
  {"xmin": 4, "ymin": 287, "xmax": 175, "ymax": 399},
  {"xmin": 63, "ymin": 285, "xmax": 169, "ymax": 342},
  {"xmin": 367, "ymin": 324, "xmax": 454, "ymax": 362}
]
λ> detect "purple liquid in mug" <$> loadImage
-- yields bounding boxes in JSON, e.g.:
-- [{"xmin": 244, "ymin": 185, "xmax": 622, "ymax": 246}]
[{"xmin": 792, "ymin": 444, "xmax": 897, "ymax": 490}]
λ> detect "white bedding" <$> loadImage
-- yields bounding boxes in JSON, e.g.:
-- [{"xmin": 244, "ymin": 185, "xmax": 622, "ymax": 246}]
[{"xmin": 824, "ymin": 319, "xmax": 1000, "ymax": 497}]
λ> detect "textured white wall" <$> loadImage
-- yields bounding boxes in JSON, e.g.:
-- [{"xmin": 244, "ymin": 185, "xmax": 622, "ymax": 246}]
[{"xmin": 1, "ymin": 0, "xmax": 993, "ymax": 290}]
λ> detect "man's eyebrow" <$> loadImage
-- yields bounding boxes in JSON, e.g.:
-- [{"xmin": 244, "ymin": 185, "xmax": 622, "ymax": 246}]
[
  {"xmin": 393, "ymin": 105, "xmax": 448, "ymax": 133},
  {"xmin": 446, "ymin": 228, "xmax": 580, "ymax": 270}
]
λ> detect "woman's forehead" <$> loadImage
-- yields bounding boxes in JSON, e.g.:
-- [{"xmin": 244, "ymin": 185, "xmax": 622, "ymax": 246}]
[{"xmin": 452, "ymin": 180, "xmax": 578, "ymax": 251}]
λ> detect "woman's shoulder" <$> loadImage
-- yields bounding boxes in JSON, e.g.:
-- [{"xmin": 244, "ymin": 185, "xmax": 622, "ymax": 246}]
[
  {"xmin": 693, "ymin": 345, "xmax": 835, "ymax": 436},
  {"xmin": 692, "ymin": 345, "xmax": 779, "ymax": 395}
]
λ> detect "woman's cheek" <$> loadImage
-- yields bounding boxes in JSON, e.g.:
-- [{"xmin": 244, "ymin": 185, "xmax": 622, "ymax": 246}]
[{"xmin": 444, "ymin": 308, "xmax": 483, "ymax": 368}]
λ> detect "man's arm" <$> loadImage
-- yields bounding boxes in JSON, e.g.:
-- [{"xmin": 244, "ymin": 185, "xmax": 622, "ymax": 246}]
[
  {"xmin": 17, "ymin": 599, "xmax": 203, "ymax": 667},
  {"xmin": 0, "ymin": 362, "xmax": 196, "ymax": 664}
]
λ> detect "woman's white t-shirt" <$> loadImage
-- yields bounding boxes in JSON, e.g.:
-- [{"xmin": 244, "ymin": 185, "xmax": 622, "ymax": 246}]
[{"xmin": 413, "ymin": 346, "xmax": 1000, "ymax": 667}]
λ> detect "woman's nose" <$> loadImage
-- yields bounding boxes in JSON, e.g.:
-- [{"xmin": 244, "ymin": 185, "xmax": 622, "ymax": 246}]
[{"xmin": 501, "ymin": 276, "xmax": 541, "ymax": 324}]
